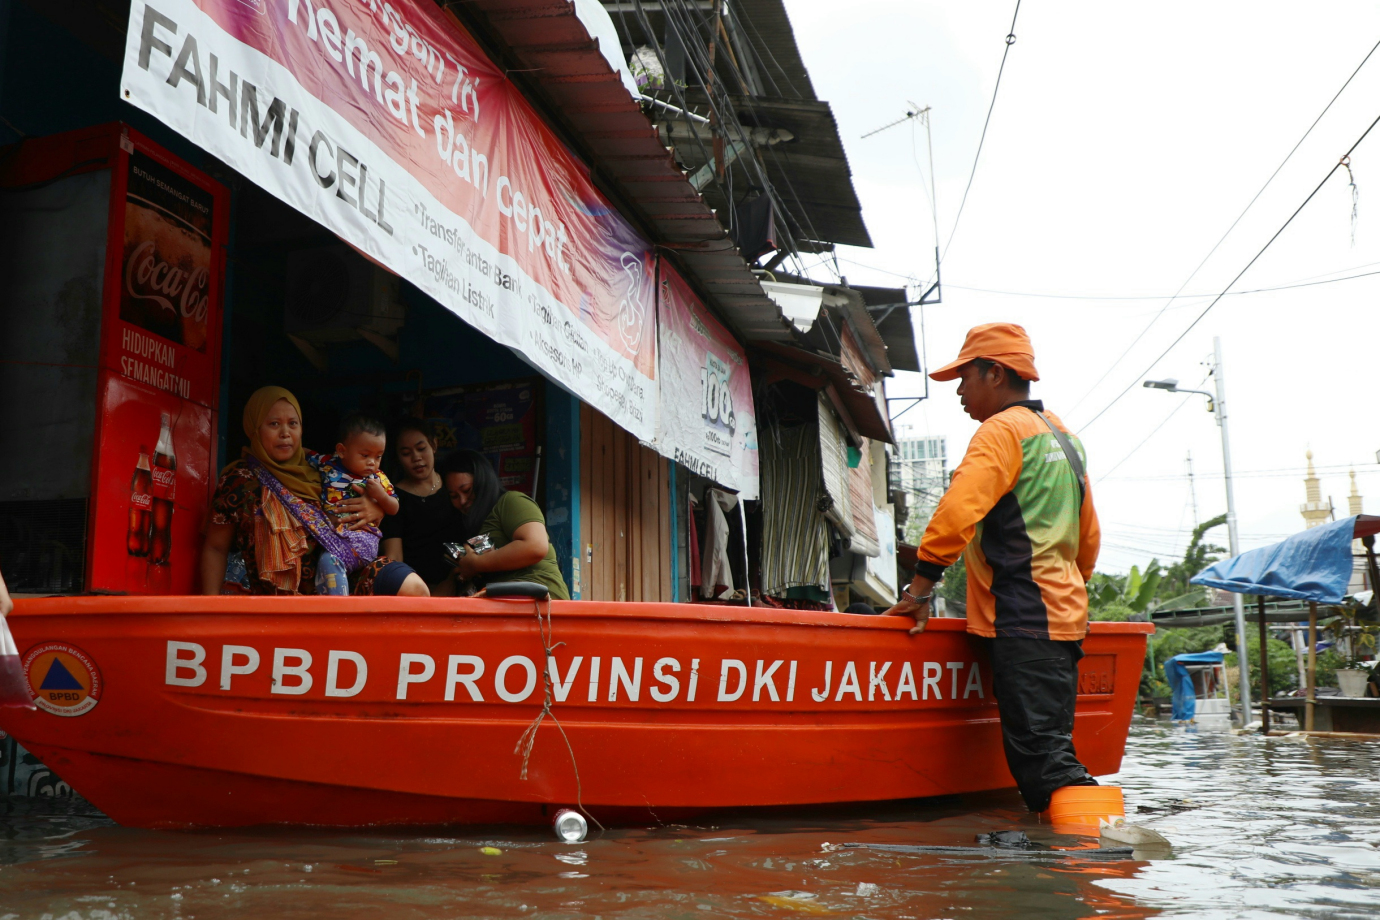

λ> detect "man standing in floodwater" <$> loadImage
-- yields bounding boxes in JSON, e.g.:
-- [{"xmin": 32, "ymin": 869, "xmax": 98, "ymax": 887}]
[{"xmin": 885, "ymin": 323, "xmax": 1106, "ymax": 816}]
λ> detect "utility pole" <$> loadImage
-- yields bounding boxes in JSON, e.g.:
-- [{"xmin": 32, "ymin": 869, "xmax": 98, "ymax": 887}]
[
  {"xmin": 1186, "ymin": 451, "xmax": 1199, "ymax": 528},
  {"xmin": 1144, "ymin": 337, "xmax": 1253, "ymax": 726},
  {"xmin": 1213, "ymin": 337, "xmax": 1254, "ymax": 727}
]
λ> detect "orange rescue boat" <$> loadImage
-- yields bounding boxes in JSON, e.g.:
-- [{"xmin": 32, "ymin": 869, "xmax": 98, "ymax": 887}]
[{"xmin": 0, "ymin": 596, "xmax": 1151, "ymax": 829}]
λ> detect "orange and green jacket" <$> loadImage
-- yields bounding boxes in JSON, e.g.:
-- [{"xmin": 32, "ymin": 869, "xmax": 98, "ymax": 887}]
[{"xmin": 915, "ymin": 401, "xmax": 1100, "ymax": 641}]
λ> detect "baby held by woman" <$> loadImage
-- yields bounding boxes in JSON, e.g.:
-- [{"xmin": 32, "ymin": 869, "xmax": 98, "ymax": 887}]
[{"xmin": 313, "ymin": 414, "xmax": 399, "ymax": 594}]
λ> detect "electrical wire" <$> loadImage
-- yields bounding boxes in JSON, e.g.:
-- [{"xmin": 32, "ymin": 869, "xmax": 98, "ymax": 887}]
[
  {"xmin": 671, "ymin": 0, "xmax": 832, "ymax": 271},
  {"xmin": 1103, "ymin": 522, "xmax": 1221, "ymax": 538},
  {"xmin": 838, "ymin": 255, "xmax": 1380, "ymax": 301},
  {"xmin": 653, "ymin": 0, "xmax": 819, "ymax": 275},
  {"xmin": 623, "ymin": 0, "xmax": 813, "ymax": 277},
  {"xmin": 1079, "ymin": 106, "xmax": 1380, "ymax": 431},
  {"xmin": 721, "ymin": 3, "xmax": 780, "ymax": 96},
  {"xmin": 728, "ymin": 1, "xmax": 802, "ymax": 100},
  {"xmin": 835, "ymin": 257, "xmax": 923, "ymax": 282},
  {"xmin": 625, "ymin": 4, "xmax": 723, "ymax": 194},
  {"xmin": 1103, "ymin": 464, "xmax": 1380, "ymax": 483},
  {"xmin": 1091, "ymin": 374, "xmax": 1206, "ymax": 484},
  {"xmin": 1100, "ymin": 535, "xmax": 1197, "ymax": 552},
  {"xmin": 729, "ymin": 86, "xmax": 839, "ymax": 274},
  {"xmin": 1067, "ymin": 34, "xmax": 1380, "ymax": 415},
  {"xmin": 940, "ymin": 0, "xmax": 1023, "ymax": 266},
  {"xmin": 944, "ymin": 263, "xmax": 1380, "ymax": 301}
]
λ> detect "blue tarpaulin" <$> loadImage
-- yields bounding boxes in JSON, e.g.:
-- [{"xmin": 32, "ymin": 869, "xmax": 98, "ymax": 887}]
[
  {"xmin": 1190, "ymin": 515, "xmax": 1359, "ymax": 605},
  {"xmin": 1163, "ymin": 651, "xmax": 1224, "ymax": 721}
]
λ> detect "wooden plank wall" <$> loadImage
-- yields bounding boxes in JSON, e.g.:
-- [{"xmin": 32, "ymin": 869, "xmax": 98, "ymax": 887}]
[{"xmin": 579, "ymin": 403, "xmax": 674, "ymax": 602}]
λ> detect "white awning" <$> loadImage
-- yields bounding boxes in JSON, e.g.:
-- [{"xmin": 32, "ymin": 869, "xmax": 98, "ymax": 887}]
[
  {"xmin": 572, "ymin": 0, "xmax": 642, "ymax": 98},
  {"xmin": 761, "ymin": 280, "xmax": 825, "ymax": 333}
]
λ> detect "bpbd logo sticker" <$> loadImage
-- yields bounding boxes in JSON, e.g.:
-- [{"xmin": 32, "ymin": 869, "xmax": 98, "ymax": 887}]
[{"xmin": 23, "ymin": 643, "xmax": 102, "ymax": 717}]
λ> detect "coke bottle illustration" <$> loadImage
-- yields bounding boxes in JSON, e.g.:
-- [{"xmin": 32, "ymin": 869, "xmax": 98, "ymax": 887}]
[
  {"xmin": 127, "ymin": 446, "xmax": 153, "ymax": 557},
  {"xmin": 149, "ymin": 413, "xmax": 177, "ymax": 566}
]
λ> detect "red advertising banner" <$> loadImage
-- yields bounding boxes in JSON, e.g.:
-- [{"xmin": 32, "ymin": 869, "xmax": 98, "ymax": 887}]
[
  {"xmin": 121, "ymin": 0, "xmax": 658, "ymax": 438},
  {"xmin": 86, "ymin": 127, "xmax": 228, "ymax": 595}
]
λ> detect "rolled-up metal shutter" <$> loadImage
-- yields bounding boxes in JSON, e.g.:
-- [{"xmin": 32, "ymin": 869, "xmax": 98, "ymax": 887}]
[{"xmin": 817, "ymin": 395, "xmax": 855, "ymax": 538}]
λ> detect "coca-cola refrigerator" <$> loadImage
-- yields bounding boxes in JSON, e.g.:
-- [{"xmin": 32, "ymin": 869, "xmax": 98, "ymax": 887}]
[{"xmin": 84, "ymin": 126, "xmax": 229, "ymax": 595}]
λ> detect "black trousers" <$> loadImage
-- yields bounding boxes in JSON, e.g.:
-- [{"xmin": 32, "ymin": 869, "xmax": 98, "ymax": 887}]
[{"xmin": 986, "ymin": 636, "xmax": 1094, "ymax": 813}]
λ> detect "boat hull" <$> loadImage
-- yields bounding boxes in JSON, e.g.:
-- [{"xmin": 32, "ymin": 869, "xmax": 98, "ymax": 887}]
[{"xmin": 2, "ymin": 596, "xmax": 1151, "ymax": 828}]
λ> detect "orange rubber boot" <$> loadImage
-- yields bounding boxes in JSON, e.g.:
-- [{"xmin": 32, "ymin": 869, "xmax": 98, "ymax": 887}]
[{"xmin": 1043, "ymin": 784, "xmax": 1125, "ymax": 835}]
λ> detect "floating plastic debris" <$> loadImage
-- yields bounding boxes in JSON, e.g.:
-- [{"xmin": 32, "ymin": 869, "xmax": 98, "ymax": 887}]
[
  {"xmin": 1099, "ymin": 817, "xmax": 1172, "ymax": 848},
  {"xmin": 759, "ymin": 891, "xmax": 832, "ymax": 913}
]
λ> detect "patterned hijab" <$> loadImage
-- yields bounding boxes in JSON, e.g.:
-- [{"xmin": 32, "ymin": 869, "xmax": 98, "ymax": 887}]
[{"xmin": 241, "ymin": 386, "xmax": 320, "ymax": 504}]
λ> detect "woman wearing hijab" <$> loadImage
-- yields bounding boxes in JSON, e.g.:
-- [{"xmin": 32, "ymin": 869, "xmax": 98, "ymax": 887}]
[
  {"xmin": 435, "ymin": 449, "xmax": 569, "ymax": 599},
  {"xmin": 200, "ymin": 387, "xmax": 428, "ymax": 597}
]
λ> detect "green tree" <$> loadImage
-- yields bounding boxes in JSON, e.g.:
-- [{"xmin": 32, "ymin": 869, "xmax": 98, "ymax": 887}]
[
  {"xmin": 1091, "ymin": 601, "xmax": 1135, "ymax": 622},
  {"xmin": 1089, "ymin": 514, "xmax": 1227, "ymax": 621},
  {"xmin": 1086, "ymin": 571, "xmax": 1125, "ymax": 612},
  {"xmin": 1155, "ymin": 514, "xmax": 1227, "ymax": 606},
  {"xmin": 1314, "ymin": 648, "xmax": 1348, "ymax": 688},
  {"xmin": 1088, "ymin": 562, "xmax": 1162, "ymax": 615},
  {"xmin": 1091, "ymin": 515, "xmax": 1231, "ymax": 698},
  {"xmin": 1225, "ymin": 628, "xmax": 1300, "ymax": 696}
]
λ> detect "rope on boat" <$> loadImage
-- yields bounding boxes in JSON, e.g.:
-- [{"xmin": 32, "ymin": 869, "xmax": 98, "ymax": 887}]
[{"xmin": 513, "ymin": 595, "xmax": 604, "ymax": 834}]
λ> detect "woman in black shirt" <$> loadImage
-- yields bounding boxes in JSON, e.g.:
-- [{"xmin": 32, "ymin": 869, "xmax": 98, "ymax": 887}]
[{"xmin": 380, "ymin": 419, "xmax": 461, "ymax": 590}]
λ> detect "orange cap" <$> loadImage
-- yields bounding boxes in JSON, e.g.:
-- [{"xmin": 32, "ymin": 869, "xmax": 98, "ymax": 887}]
[{"xmin": 928, "ymin": 322, "xmax": 1040, "ymax": 382}]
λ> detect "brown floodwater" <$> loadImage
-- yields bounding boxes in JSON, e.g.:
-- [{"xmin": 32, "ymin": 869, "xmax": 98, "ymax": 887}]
[{"xmin": 1, "ymin": 720, "xmax": 1378, "ymax": 919}]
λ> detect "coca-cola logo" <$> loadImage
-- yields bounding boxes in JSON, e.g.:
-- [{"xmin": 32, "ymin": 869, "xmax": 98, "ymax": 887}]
[
  {"xmin": 151, "ymin": 468, "xmax": 175, "ymax": 487},
  {"xmin": 131, "ymin": 492, "xmax": 152, "ymax": 510},
  {"xmin": 125, "ymin": 240, "xmax": 209, "ymax": 322}
]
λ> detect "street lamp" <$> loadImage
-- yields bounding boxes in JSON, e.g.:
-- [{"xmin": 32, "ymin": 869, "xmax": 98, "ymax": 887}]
[{"xmin": 1143, "ymin": 336, "xmax": 1253, "ymax": 727}]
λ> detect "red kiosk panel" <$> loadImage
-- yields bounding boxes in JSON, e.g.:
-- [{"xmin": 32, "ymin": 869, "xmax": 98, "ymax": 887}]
[{"xmin": 86, "ymin": 127, "xmax": 229, "ymax": 595}]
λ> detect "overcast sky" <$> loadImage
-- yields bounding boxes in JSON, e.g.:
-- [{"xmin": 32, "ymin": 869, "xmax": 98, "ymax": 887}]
[{"xmin": 785, "ymin": 0, "xmax": 1380, "ymax": 573}]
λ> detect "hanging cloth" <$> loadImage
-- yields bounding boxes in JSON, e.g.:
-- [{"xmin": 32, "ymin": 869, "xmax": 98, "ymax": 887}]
[
  {"xmin": 252, "ymin": 487, "xmax": 313, "ymax": 594},
  {"xmin": 687, "ymin": 493, "xmax": 703, "ymax": 589},
  {"xmin": 701, "ymin": 489, "xmax": 738, "ymax": 599}
]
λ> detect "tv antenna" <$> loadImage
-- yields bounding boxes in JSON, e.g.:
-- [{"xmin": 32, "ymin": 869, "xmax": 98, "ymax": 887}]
[
  {"xmin": 862, "ymin": 102, "xmax": 941, "ymax": 306},
  {"xmin": 862, "ymin": 101, "xmax": 928, "ymax": 139}
]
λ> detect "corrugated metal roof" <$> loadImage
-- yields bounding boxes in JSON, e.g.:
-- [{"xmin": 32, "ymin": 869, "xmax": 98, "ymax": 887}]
[
  {"xmin": 598, "ymin": 0, "xmax": 871, "ymax": 249},
  {"xmin": 835, "ymin": 293, "xmax": 892, "ymax": 379},
  {"xmin": 767, "ymin": 274, "xmax": 917, "ymax": 377},
  {"xmin": 457, "ymin": 0, "xmax": 796, "ymax": 343},
  {"xmin": 722, "ymin": 1, "xmax": 870, "ymax": 246},
  {"xmin": 852, "ymin": 285, "xmax": 921, "ymax": 374},
  {"xmin": 756, "ymin": 341, "xmax": 893, "ymax": 443},
  {"xmin": 729, "ymin": 0, "xmax": 818, "ymax": 100}
]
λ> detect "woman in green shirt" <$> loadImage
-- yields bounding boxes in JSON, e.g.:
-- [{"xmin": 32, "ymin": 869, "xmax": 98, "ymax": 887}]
[{"xmin": 438, "ymin": 449, "xmax": 570, "ymax": 599}]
